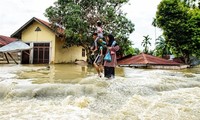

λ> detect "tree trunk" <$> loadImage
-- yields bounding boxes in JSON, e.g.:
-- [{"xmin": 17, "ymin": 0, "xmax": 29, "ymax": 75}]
[{"xmin": 183, "ymin": 53, "xmax": 190, "ymax": 64}]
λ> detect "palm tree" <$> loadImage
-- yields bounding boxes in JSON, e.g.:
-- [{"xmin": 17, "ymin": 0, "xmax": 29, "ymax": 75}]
[
  {"xmin": 141, "ymin": 35, "xmax": 151, "ymax": 54},
  {"xmin": 155, "ymin": 35, "xmax": 171, "ymax": 57}
]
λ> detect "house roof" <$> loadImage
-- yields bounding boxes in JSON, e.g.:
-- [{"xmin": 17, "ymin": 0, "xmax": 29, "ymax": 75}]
[
  {"xmin": 0, "ymin": 35, "xmax": 17, "ymax": 46},
  {"xmin": 0, "ymin": 40, "xmax": 31, "ymax": 53},
  {"xmin": 11, "ymin": 17, "xmax": 64, "ymax": 38},
  {"xmin": 118, "ymin": 53, "xmax": 181, "ymax": 66}
]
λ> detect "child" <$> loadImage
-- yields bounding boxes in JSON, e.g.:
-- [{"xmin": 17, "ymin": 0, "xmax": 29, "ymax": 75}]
[
  {"xmin": 92, "ymin": 21, "xmax": 104, "ymax": 54},
  {"xmin": 96, "ymin": 21, "xmax": 103, "ymax": 38}
]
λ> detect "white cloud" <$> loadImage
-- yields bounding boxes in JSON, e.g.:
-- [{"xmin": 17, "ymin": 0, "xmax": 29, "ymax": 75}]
[
  {"xmin": 123, "ymin": 0, "xmax": 162, "ymax": 50},
  {"xmin": 0, "ymin": 0, "xmax": 55, "ymax": 36},
  {"xmin": 0, "ymin": 0, "xmax": 162, "ymax": 50}
]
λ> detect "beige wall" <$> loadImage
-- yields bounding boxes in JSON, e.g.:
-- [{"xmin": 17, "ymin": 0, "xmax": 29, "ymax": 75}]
[
  {"xmin": 21, "ymin": 21, "xmax": 86, "ymax": 64},
  {"xmin": 21, "ymin": 22, "xmax": 56, "ymax": 63},
  {"xmin": 54, "ymin": 37, "xmax": 87, "ymax": 63},
  {"xmin": 21, "ymin": 22, "xmax": 55, "ymax": 42}
]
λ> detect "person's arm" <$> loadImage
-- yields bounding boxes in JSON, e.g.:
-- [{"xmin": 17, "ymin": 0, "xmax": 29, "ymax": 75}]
[
  {"xmin": 99, "ymin": 46, "xmax": 103, "ymax": 56},
  {"xmin": 108, "ymin": 45, "xmax": 120, "ymax": 52}
]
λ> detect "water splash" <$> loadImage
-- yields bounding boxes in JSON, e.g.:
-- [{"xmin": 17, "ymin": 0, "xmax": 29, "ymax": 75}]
[{"xmin": 0, "ymin": 64, "xmax": 200, "ymax": 119}]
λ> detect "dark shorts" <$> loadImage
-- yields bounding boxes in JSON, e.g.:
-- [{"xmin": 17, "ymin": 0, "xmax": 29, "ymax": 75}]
[{"xmin": 94, "ymin": 54, "xmax": 104, "ymax": 65}]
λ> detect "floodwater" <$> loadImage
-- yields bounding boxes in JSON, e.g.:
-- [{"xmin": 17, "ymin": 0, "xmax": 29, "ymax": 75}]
[{"xmin": 0, "ymin": 64, "xmax": 200, "ymax": 120}]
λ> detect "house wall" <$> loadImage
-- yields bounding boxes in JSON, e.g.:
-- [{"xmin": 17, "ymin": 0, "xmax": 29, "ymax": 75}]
[
  {"xmin": 21, "ymin": 22, "xmax": 56, "ymax": 63},
  {"xmin": 22, "ymin": 22, "xmax": 55, "ymax": 42},
  {"xmin": 54, "ymin": 37, "xmax": 87, "ymax": 63}
]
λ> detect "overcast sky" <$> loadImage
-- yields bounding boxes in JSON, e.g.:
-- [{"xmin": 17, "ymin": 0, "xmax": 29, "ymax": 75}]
[{"xmin": 0, "ymin": 0, "xmax": 162, "ymax": 50}]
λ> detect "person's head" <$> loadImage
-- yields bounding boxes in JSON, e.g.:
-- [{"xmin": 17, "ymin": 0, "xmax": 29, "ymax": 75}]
[
  {"xmin": 92, "ymin": 32, "xmax": 98, "ymax": 40},
  {"xmin": 97, "ymin": 21, "xmax": 102, "ymax": 27},
  {"xmin": 105, "ymin": 34, "xmax": 115, "ymax": 46}
]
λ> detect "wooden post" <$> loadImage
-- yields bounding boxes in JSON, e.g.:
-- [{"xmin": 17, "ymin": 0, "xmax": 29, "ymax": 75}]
[
  {"xmin": 7, "ymin": 52, "xmax": 18, "ymax": 64},
  {"xmin": 4, "ymin": 53, "xmax": 9, "ymax": 63}
]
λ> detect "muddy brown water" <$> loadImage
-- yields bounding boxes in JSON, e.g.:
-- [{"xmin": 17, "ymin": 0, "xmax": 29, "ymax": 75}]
[{"xmin": 0, "ymin": 64, "xmax": 200, "ymax": 119}]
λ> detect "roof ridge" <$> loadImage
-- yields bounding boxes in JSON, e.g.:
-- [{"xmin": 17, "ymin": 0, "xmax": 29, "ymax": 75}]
[
  {"xmin": 11, "ymin": 17, "xmax": 64, "ymax": 38},
  {"xmin": 34, "ymin": 17, "xmax": 51, "ymax": 25},
  {"xmin": 142, "ymin": 53, "xmax": 149, "ymax": 64}
]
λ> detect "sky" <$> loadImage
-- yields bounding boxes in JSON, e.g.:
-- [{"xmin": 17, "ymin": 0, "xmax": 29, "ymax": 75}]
[{"xmin": 0, "ymin": 0, "xmax": 162, "ymax": 50}]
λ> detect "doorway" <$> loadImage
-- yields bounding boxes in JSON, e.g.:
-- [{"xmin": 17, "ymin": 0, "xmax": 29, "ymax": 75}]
[{"xmin": 33, "ymin": 43, "xmax": 50, "ymax": 64}]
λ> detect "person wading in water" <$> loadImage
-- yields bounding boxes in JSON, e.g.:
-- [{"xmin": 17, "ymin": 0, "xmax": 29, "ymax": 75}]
[{"xmin": 91, "ymin": 32, "xmax": 106, "ymax": 77}]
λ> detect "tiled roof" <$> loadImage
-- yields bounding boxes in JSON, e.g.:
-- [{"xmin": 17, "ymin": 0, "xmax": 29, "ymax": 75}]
[
  {"xmin": 35, "ymin": 18, "xmax": 64, "ymax": 35},
  {"xmin": 11, "ymin": 17, "xmax": 64, "ymax": 38},
  {"xmin": 118, "ymin": 53, "xmax": 181, "ymax": 66},
  {"xmin": 0, "ymin": 35, "xmax": 16, "ymax": 46}
]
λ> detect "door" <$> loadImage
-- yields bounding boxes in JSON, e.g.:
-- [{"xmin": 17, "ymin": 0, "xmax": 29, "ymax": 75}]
[
  {"xmin": 21, "ymin": 43, "xmax": 30, "ymax": 64},
  {"xmin": 33, "ymin": 43, "xmax": 50, "ymax": 64},
  {"xmin": 21, "ymin": 50, "xmax": 30, "ymax": 64}
]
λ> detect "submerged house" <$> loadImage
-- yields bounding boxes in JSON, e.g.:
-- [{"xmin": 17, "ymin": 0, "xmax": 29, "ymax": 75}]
[
  {"xmin": 11, "ymin": 17, "xmax": 86, "ymax": 64},
  {"xmin": 118, "ymin": 53, "xmax": 189, "ymax": 69}
]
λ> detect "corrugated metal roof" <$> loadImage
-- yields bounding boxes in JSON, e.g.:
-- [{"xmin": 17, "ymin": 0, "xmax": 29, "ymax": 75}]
[
  {"xmin": 0, "ymin": 40, "xmax": 31, "ymax": 52},
  {"xmin": 118, "ymin": 53, "xmax": 181, "ymax": 66}
]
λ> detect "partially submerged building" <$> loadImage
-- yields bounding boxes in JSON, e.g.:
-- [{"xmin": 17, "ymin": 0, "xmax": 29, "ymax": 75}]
[
  {"xmin": 118, "ymin": 53, "xmax": 189, "ymax": 69},
  {"xmin": 10, "ymin": 17, "xmax": 86, "ymax": 64}
]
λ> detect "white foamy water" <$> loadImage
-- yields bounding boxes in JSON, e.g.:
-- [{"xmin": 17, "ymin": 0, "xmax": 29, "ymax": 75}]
[{"xmin": 0, "ymin": 64, "xmax": 200, "ymax": 120}]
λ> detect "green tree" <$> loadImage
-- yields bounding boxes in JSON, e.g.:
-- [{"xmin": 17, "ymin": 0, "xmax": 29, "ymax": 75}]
[
  {"xmin": 155, "ymin": 35, "xmax": 171, "ymax": 57},
  {"xmin": 188, "ymin": 8, "xmax": 200, "ymax": 57},
  {"xmin": 156, "ymin": 0, "xmax": 200, "ymax": 64},
  {"xmin": 123, "ymin": 46, "xmax": 141, "ymax": 56},
  {"xmin": 133, "ymin": 48, "xmax": 141, "ymax": 55},
  {"xmin": 141, "ymin": 35, "xmax": 151, "ymax": 54},
  {"xmin": 124, "ymin": 47, "xmax": 134, "ymax": 56},
  {"xmin": 44, "ymin": 0, "xmax": 134, "ymax": 62}
]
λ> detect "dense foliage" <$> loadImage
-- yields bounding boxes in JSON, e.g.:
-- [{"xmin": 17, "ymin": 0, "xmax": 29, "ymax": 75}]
[
  {"xmin": 156, "ymin": 0, "xmax": 200, "ymax": 64},
  {"xmin": 44, "ymin": 0, "xmax": 135, "ymax": 61},
  {"xmin": 154, "ymin": 35, "xmax": 171, "ymax": 57}
]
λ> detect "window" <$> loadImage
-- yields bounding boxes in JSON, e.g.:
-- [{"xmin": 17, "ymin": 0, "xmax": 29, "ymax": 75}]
[{"xmin": 82, "ymin": 48, "xmax": 85, "ymax": 57}]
